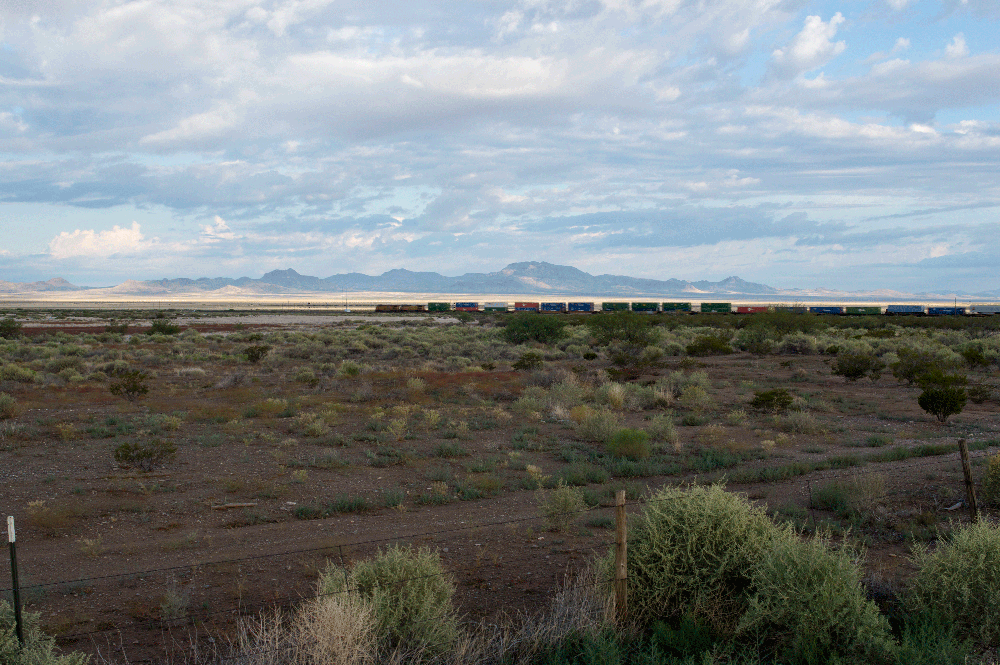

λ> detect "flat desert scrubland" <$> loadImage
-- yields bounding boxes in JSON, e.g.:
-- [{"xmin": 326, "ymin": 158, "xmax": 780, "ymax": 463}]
[{"xmin": 1, "ymin": 309, "xmax": 999, "ymax": 663}]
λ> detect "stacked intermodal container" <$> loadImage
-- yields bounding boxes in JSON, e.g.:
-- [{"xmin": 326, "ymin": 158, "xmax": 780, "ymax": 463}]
[
  {"xmin": 568, "ymin": 302, "xmax": 596, "ymax": 312},
  {"xmin": 375, "ymin": 304, "xmax": 427, "ymax": 312},
  {"xmin": 885, "ymin": 305, "xmax": 924, "ymax": 315},
  {"xmin": 774, "ymin": 306, "xmax": 807, "ymax": 313},
  {"xmin": 631, "ymin": 302, "xmax": 659, "ymax": 312},
  {"xmin": 927, "ymin": 307, "xmax": 966, "ymax": 316},
  {"xmin": 736, "ymin": 306, "xmax": 768, "ymax": 314},
  {"xmin": 970, "ymin": 305, "xmax": 1000, "ymax": 315},
  {"xmin": 454, "ymin": 302, "xmax": 480, "ymax": 312},
  {"xmin": 541, "ymin": 302, "xmax": 567, "ymax": 312},
  {"xmin": 602, "ymin": 302, "xmax": 630, "ymax": 312},
  {"xmin": 514, "ymin": 302, "xmax": 540, "ymax": 312},
  {"xmin": 845, "ymin": 306, "xmax": 881, "ymax": 315},
  {"xmin": 808, "ymin": 306, "xmax": 845, "ymax": 315},
  {"xmin": 700, "ymin": 303, "xmax": 732, "ymax": 313},
  {"xmin": 484, "ymin": 302, "xmax": 508, "ymax": 312},
  {"xmin": 661, "ymin": 302, "xmax": 691, "ymax": 312},
  {"xmin": 428, "ymin": 302, "xmax": 451, "ymax": 312}
]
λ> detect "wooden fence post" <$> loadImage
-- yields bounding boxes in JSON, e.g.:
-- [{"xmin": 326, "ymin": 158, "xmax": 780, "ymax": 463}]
[
  {"xmin": 958, "ymin": 439, "xmax": 979, "ymax": 521},
  {"xmin": 614, "ymin": 490, "xmax": 627, "ymax": 625}
]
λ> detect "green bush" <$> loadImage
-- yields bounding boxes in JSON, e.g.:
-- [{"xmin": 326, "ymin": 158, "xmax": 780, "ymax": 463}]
[
  {"xmin": 575, "ymin": 410, "xmax": 621, "ymax": 443},
  {"xmin": 890, "ymin": 348, "xmax": 948, "ymax": 385},
  {"xmin": 0, "ymin": 392, "xmax": 19, "ymax": 420},
  {"xmin": 611, "ymin": 483, "xmax": 787, "ymax": 631},
  {"xmin": 538, "ymin": 480, "xmax": 587, "ymax": 532},
  {"xmin": 907, "ymin": 520, "xmax": 1000, "ymax": 645},
  {"xmin": 147, "ymin": 319, "xmax": 181, "ymax": 335},
  {"xmin": 513, "ymin": 351, "xmax": 544, "ymax": 370},
  {"xmin": 832, "ymin": 351, "xmax": 885, "ymax": 382},
  {"xmin": 113, "ymin": 439, "xmax": 177, "ymax": 471},
  {"xmin": 749, "ymin": 388, "xmax": 793, "ymax": 414},
  {"xmin": 685, "ymin": 335, "xmax": 733, "ymax": 357},
  {"xmin": 981, "ymin": 454, "xmax": 1000, "ymax": 507},
  {"xmin": 2, "ymin": 600, "xmax": 89, "ymax": 665},
  {"xmin": 243, "ymin": 344, "xmax": 271, "ymax": 363},
  {"xmin": 915, "ymin": 371, "xmax": 967, "ymax": 423},
  {"xmin": 606, "ymin": 428, "xmax": 651, "ymax": 460},
  {"xmin": 0, "ymin": 317, "xmax": 22, "ymax": 339},
  {"xmin": 317, "ymin": 545, "xmax": 458, "ymax": 652},
  {"xmin": 738, "ymin": 532, "xmax": 894, "ymax": 664},
  {"xmin": 967, "ymin": 384, "xmax": 992, "ymax": 404},
  {"xmin": 108, "ymin": 369, "xmax": 150, "ymax": 402},
  {"xmin": 502, "ymin": 314, "xmax": 567, "ymax": 345}
]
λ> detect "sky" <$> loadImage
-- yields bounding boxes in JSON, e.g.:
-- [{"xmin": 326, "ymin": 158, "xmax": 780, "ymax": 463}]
[{"xmin": 0, "ymin": 0, "xmax": 998, "ymax": 292}]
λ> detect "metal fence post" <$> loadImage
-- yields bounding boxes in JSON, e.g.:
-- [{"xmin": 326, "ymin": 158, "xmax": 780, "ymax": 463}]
[{"xmin": 8, "ymin": 516, "xmax": 24, "ymax": 646}]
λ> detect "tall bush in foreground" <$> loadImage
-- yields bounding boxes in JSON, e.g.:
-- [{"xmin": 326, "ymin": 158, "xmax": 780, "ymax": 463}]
[
  {"xmin": 916, "ymin": 370, "xmax": 967, "ymax": 424},
  {"xmin": 317, "ymin": 545, "xmax": 458, "ymax": 654},
  {"xmin": 907, "ymin": 519, "xmax": 1000, "ymax": 646},
  {"xmin": 2, "ymin": 601, "xmax": 89, "ymax": 665},
  {"xmin": 611, "ymin": 484, "xmax": 787, "ymax": 633}
]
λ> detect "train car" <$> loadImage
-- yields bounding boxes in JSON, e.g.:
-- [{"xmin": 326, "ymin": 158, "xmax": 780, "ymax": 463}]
[
  {"xmin": 540, "ymin": 302, "xmax": 567, "ymax": 313},
  {"xmin": 774, "ymin": 306, "xmax": 807, "ymax": 314},
  {"xmin": 484, "ymin": 302, "xmax": 508, "ymax": 312},
  {"xmin": 970, "ymin": 304, "xmax": 1000, "ymax": 315},
  {"xmin": 631, "ymin": 302, "xmax": 659, "ymax": 313},
  {"xmin": 661, "ymin": 302, "xmax": 691, "ymax": 312},
  {"xmin": 568, "ymin": 302, "xmax": 596, "ymax": 312},
  {"xmin": 454, "ymin": 302, "xmax": 480, "ymax": 312},
  {"xmin": 808, "ymin": 306, "xmax": 845, "ymax": 315},
  {"xmin": 514, "ymin": 301, "xmax": 540, "ymax": 312},
  {"xmin": 700, "ymin": 302, "xmax": 732, "ymax": 314},
  {"xmin": 736, "ymin": 306, "xmax": 769, "ymax": 314},
  {"xmin": 845, "ymin": 306, "xmax": 881, "ymax": 315},
  {"xmin": 427, "ymin": 302, "xmax": 451, "ymax": 312},
  {"xmin": 927, "ymin": 307, "xmax": 966, "ymax": 316},
  {"xmin": 601, "ymin": 302, "xmax": 630, "ymax": 312},
  {"xmin": 885, "ymin": 305, "xmax": 924, "ymax": 315},
  {"xmin": 375, "ymin": 304, "xmax": 427, "ymax": 312}
]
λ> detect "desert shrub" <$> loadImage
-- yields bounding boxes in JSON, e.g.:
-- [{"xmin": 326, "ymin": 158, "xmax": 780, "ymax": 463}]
[
  {"xmin": 243, "ymin": 344, "xmax": 271, "ymax": 363},
  {"xmin": 317, "ymin": 545, "xmax": 458, "ymax": 652},
  {"xmin": 0, "ymin": 317, "xmax": 22, "ymax": 339},
  {"xmin": 0, "ymin": 392, "xmax": 19, "ymax": 420},
  {"xmin": 774, "ymin": 410, "xmax": 825, "ymax": 435},
  {"xmin": 108, "ymin": 369, "xmax": 150, "ymax": 401},
  {"xmin": 611, "ymin": 483, "xmax": 788, "ymax": 631},
  {"xmin": 147, "ymin": 319, "xmax": 181, "ymax": 335},
  {"xmin": 777, "ymin": 332, "xmax": 819, "ymax": 355},
  {"xmin": 606, "ymin": 428, "xmax": 651, "ymax": 460},
  {"xmin": 678, "ymin": 385, "xmax": 714, "ymax": 413},
  {"xmin": 908, "ymin": 520, "xmax": 1000, "ymax": 645},
  {"xmin": 737, "ymin": 532, "xmax": 894, "ymax": 663},
  {"xmin": 513, "ymin": 351, "xmax": 544, "ymax": 370},
  {"xmin": 685, "ymin": 334, "xmax": 733, "ymax": 357},
  {"xmin": 982, "ymin": 454, "xmax": 1000, "ymax": 507},
  {"xmin": 749, "ymin": 388, "xmax": 793, "ymax": 414},
  {"xmin": 967, "ymin": 384, "xmax": 992, "ymax": 404},
  {"xmin": 1, "ymin": 600, "xmax": 89, "ymax": 665},
  {"xmin": 113, "ymin": 439, "xmax": 177, "ymax": 471},
  {"xmin": 890, "ymin": 348, "xmax": 947, "ymax": 385},
  {"xmin": 832, "ymin": 351, "xmax": 885, "ymax": 382},
  {"xmin": 294, "ymin": 367, "xmax": 319, "ymax": 386},
  {"xmin": 733, "ymin": 325, "xmax": 775, "ymax": 355},
  {"xmin": 338, "ymin": 360, "xmax": 362, "ymax": 377},
  {"xmin": 960, "ymin": 343, "xmax": 990, "ymax": 368},
  {"xmin": 502, "ymin": 314, "xmax": 568, "ymax": 345},
  {"xmin": 916, "ymin": 371, "xmax": 967, "ymax": 424},
  {"xmin": 647, "ymin": 413, "xmax": 679, "ymax": 448},
  {"xmin": 539, "ymin": 480, "xmax": 587, "ymax": 532},
  {"xmin": 575, "ymin": 409, "xmax": 621, "ymax": 443},
  {"xmin": 0, "ymin": 364, "xmax": 36, "ymax": 383}
]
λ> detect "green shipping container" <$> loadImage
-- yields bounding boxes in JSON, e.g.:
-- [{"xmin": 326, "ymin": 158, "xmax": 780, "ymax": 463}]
[
  {"xmin": 631, "ymin": 302, "xmax": 659, "ymax": 312},
  {"xmin": 601, "ymin": 302, "xmax": 630, "ymax": 312},
  {"xmin": 661, "ymin": 302, "xmax": 691, "ymax": 312},
  {"xmin": 484, "ymin": 306, "xmax": 508, "ymax": 312},
  {"xmin": 701, "ymin": 302, "xmax": 732, "ymax": 314},
  {"xmin": 846, "ymin": 306, "xmax": 881, "ymax": 315},
  {"xmin": 428, "ymin": 302, "xmax": 451, "ymax": 312}
]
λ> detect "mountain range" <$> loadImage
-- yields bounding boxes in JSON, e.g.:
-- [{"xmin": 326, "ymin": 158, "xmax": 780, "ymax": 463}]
[{"xmin": 2, "ymin": 261, "xmax": 998, "ymax": 299}]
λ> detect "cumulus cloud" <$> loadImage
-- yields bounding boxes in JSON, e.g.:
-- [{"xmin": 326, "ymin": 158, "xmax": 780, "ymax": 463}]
[
  {"xmin": 48, "ymin": 222, "xmax": 153, "ymax": 259},
  {"xmin": 770, "ymin": 13, "xmax": 846, "ymax": 79},
  {"xmin": 946, "ymin": 33, "xmax": 969, "ymax": 58}
]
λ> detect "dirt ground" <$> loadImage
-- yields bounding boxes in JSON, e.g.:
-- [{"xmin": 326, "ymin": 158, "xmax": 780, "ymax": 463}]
[{"xmin": 1, "ymin": 313, "xmax": 997, "ymax": 663}]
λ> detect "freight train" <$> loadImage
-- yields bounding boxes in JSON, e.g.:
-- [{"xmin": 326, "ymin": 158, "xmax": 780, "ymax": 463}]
[{"xmin": 374, "ymin": 302, "xmax": 1000, "ymax": 315}]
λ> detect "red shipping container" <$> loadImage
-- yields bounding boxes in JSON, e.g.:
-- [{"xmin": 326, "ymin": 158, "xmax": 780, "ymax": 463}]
[{"xmin": 736, "ymin": 306, "xmax": 769, "ymax": 314}]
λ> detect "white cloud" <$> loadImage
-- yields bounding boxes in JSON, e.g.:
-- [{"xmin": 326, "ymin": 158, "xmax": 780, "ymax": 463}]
[
  {"xmin": 886, "ymin": 0, "xmax": 911, "ymax": 10},
  {"xmin": 771, "ymin": 13, "xmax": 846, "ymax": 79},
  {"xmin": 946, "ymin": 33, "xmax": 969, "ymax": 58},
  {"xmin": 48, "ymin": 222, "xmax": 153, "ymax": 259}
]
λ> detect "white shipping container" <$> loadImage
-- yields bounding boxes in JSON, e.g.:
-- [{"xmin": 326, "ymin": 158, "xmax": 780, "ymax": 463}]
[{"xmin": 970, "ymin": 305, "xmax": 1000, "ymax": 314}]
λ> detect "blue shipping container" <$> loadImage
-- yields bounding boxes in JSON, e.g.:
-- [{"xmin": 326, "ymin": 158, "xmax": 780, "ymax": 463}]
[
  {"xmin": 927, "ymin": 307, "xmax": 966, "ymax": 316},
  {"xmin": 568, "ymin": 302, "xmax": 595, "ymax": 312},
  {"xmin": 808, "ymin": 306, "xmax": 844, "ymax": 315},
  {"xmin": 541, "ymin": 302, "xmax": 567, "ymax": 312},
  {"xmin": 886, "ymin": 305, "xmax": 924, "ymax": 314}
]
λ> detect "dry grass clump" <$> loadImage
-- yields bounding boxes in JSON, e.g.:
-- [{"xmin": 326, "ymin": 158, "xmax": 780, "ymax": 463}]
[
  {"xmin": 538, "ymin": 480, "xmax": 587, "ymax": 532},
  {"xmin": 678, "ymin": 385, "xmax": 714, "ymax": 413},
  {"xmin": 574, "ymin": 409, "xmax": 621, "ymax": 443},
  {"xmin": 0, "ymin": 392, "xmax": 20, "ymax": 420},
  {"xmin": 774, "ymin": 410, "xmax": 825, "ymax": 435}
]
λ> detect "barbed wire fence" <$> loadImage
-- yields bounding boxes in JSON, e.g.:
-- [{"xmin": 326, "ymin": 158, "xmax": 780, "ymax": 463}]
[{"xmin": 4, "ymin": 440, "xmax": 998, "ymax": 663}]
